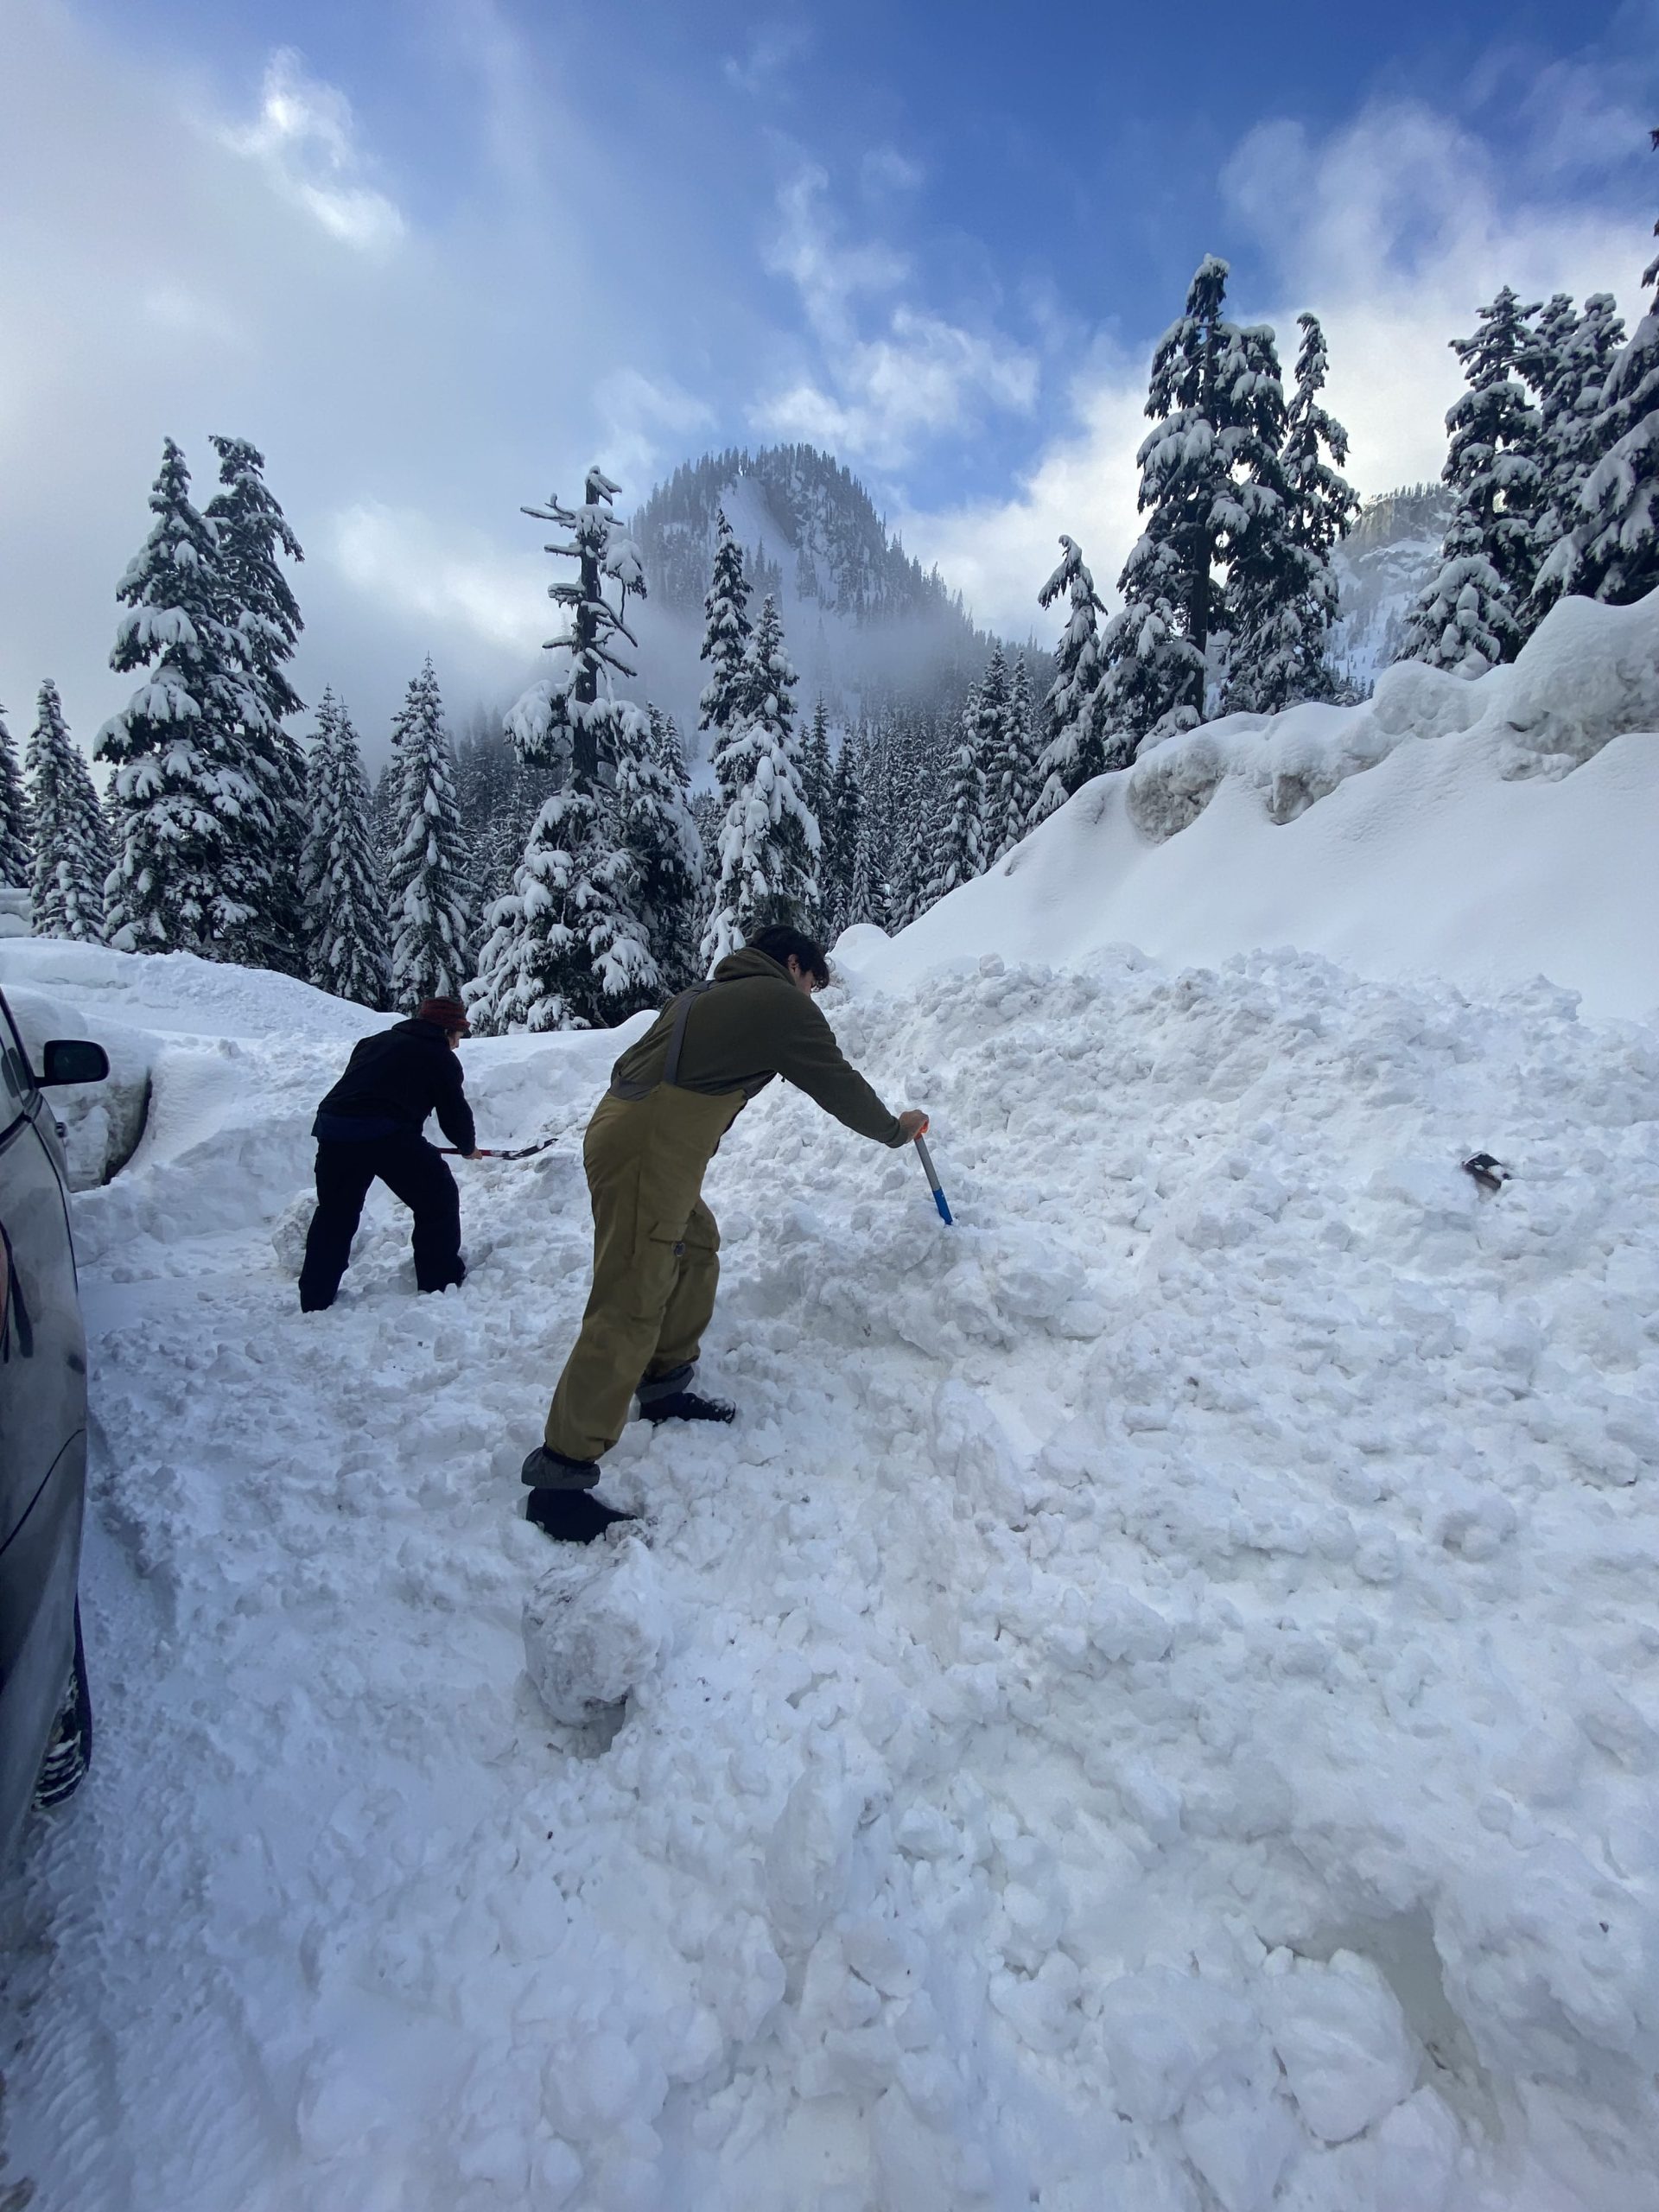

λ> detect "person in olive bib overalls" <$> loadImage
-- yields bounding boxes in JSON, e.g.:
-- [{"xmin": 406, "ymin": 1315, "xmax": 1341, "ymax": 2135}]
[{"xmin": 522, "ymin": 925, "xmax": 926, "ymax": 1541}]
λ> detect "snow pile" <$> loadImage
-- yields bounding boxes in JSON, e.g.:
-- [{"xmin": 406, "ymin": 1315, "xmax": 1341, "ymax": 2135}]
[
  {"xmin": 4, "ymin": 934, "xmax": 1659, "ymax": 2210},
  {"xmin": 846, "ymin": 589, "xmax": 1659, "ymax": 1020},
  {"xmin": 1, "ymin": 937, "xmax": 385, "ymax": 1194},
  {"xmin": 523, "ymin": 1536, "xmax": 673, "ymax": 1726}
]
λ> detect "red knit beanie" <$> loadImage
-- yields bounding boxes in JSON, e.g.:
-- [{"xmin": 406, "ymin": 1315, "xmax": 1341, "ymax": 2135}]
[{"xmin": 416, "ymin": 997, "xmax": 471, "ymax": 1035}]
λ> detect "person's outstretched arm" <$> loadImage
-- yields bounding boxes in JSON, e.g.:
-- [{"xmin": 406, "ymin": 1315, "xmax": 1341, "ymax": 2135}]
[{"xmin": 774, "ymin": 995, "xmax": 912, "ymax": 1145}]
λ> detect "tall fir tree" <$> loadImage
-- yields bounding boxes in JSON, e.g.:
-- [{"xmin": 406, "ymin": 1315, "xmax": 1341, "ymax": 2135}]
[
  {"xmin": 892, "ymin": 721, "xmax": 944, "ymax": 927},
  {"xmin": 823, "ymin": 731, "xmax": 863, "ymax": 938},
  {"xmin": 698, "ymin": 507, "xmax": 753, "ymax": 740},
  {"xmin": 1397, "ymin": 287, "xmax": 1543, "ymax": 675},
  {"xmin": 1224, "ymin": 313, "xmax": 1357, "ymax": 712},
  {"xmin": 988, "ymin": 652, "xmax": 1040, "ymax": 858},
  {"xmin": 26, "ymin": 683, "xmax": 108, "ymax": 942},
  {"xmin": 1527, "ymin": 293, "xmax": 1627, "ymax": 622},
  {"xmin": 96, "ymin": 438, "xmax": 285, "ymax": 958},
  {"xmin": 848, "ymin": 726, "xmax": 892, "ymax": 931},
  {"xmin": 1536, "ymin": 135, "xmax": 1659, "ymax": 613},
  {"xmin": 616, "ymin": 709, "xmax": 703, "ymax": 997},
  {"xmin": 969, "ymin": 645, "xmax": 1024, "ymax": 862},
  {"xmin": 301, "ymin": 690, "xmax": 390, "ymax": 1008},
  {"xmin": 0, "ymin": 706, "xmax": 30, "ymax": 897},
  {"xmin": 468, "ymin": 467, "xmax": 656, "ymax": 1033},
  {"xmin": 927, "ymin": 695, "xmax": 988, "ymax": 907},
  {"xmin": 385, "ymin": 659, "xmax": 474, "ymax": 1005},
  {"xmin": 1098, "ymin": 257, "xmax": 1287, "ymax": 748},
  {"xmin": 206, "ymin": 435, "xmax": 308, "ymax": 971},
  {"xmin": 1031, "ymin": 536, "xmax": 1112, "ymax": 819},
  {"xmin": 800, "ymin": 699, "xmax": 833, "ymax": 930},
  {"xmin": 701, "ymin": 595, "xmax": 819, "ymax": 966}
]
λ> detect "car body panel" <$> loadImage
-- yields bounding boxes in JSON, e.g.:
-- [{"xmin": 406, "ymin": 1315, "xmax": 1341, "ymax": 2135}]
[{"xmin": 0, "ymin": 986, "xmax": 99, "ymax": 1857}]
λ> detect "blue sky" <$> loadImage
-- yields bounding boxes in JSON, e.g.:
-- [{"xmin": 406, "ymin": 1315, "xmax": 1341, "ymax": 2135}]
[{"xmin": 3, "ymin": 0, "xmax": 1656, "ymax": 748}]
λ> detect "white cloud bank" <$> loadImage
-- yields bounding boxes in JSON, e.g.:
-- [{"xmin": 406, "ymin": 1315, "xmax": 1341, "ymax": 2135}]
[
  {"xmin": 215, "ymin": 48, "xmax": 406, "ymax": 253},
  {"xmin": 754, "ymin": 164, "xmax": 1039, "ymax": 470},
  {"xmin": 900, "ymin": 98, "xmax": 1650, "ymax": 641}
]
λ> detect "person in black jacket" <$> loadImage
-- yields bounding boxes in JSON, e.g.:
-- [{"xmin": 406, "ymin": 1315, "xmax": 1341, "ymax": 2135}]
[{"xmin": 297, "ymin": 998, "xmax": 480, "ymax": 1313}]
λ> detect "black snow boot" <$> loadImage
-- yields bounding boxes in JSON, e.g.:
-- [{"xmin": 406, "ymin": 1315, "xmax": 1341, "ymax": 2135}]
[
  {"xmin": 639, "ymin": 1391, "xmax": 735, "ymax": 1427},
  {"xmin": 521, "ymin": 1444, "xmax": 601, "ymax": 1491},
  {"xmin": 526, "ymin": 1489, "xmax": 637, "ymax": 1544}
]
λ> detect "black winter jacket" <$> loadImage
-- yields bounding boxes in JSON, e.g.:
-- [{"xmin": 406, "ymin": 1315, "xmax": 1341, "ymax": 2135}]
[{"xmin": 314, "ymin": 1019, "xmax": 477, "ymax": 1153}]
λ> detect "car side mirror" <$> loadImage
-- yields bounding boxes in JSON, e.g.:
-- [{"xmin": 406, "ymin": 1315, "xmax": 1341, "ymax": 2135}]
[{"xmin": 39, "ymin": 1039, "xmax": 110, "ymax": 1088}]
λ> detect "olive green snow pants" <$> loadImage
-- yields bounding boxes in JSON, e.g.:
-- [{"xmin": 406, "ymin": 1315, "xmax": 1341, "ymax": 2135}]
[{"xmin": 543, "ymin": 1082, "xmax": 745, "ymax": 1463}]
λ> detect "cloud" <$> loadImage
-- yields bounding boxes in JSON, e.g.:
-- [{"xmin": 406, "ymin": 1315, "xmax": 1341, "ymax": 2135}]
[
  {"xmin": 325, "ymin": 503, "xmax": 547, "ymax": 655},
  {"xmin": 722, "ymin": 18, "xmax": 815, "ymax": 99},
  {"xmin": 899, "ymin": 93, "xmax": 1649, "ymax": 640},
  {"xmin": 595, "ymin": 370, "xmax": 717, "ymax": 493},
  {"xmin": 216, "ymin": 48, "xmax": 405, "ymax": 252},
  {"xmin": 0, "ymin": 2, "xmax": 722, "ymax": 754},
  {"xmin": 755, "ymin": 165, "xmax": 1038, "ymax": 468}
]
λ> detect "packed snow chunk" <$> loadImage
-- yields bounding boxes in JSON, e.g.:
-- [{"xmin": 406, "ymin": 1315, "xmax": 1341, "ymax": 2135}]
[
  {"xmin": 1126, "ymin": 726, "xmax": 1233, "ymax": 840},
  {"xmin": 521, "ymin": 1535, "xmax": 670, "ymax": 1726},
  {"xmin": 764, "ymin": 1742, "xmax": 864, "ymax": 1955},
  {"xmin": 1492, "ymin": 589, "xmax": 1659, "ymax": 777},
  {"xmin": 1373, "ymin": 2088, "xmax": 1463, "ymax": 2212},
  {"xmin": 1096, "ymin": 1965, "xmax": 1258, "ymax": 2126},
  {"xmin": 270, "ymin": 1188, "xmax": 315, "ymax": 1274},
  {"xmin": 1260, "ymin": 1949, "xmax": 1419, "ymax": 2143}
]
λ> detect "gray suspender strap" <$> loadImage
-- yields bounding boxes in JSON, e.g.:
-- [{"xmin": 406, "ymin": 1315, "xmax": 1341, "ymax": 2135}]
[{"xmin": 662, "ymin": 982, "xmax": 714, "ymax": 1090}]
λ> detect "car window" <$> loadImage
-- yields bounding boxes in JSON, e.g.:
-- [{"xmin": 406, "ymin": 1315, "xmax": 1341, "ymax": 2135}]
[{"xmin": 0, "ymin": 1001, "xmax": 36, "ymax": 1136}]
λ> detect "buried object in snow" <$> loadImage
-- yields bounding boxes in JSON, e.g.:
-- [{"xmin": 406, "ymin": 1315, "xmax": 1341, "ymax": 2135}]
[{"xmin": 1461, "ymin": 1151, "xmax": 1510, "ymax": 1195}]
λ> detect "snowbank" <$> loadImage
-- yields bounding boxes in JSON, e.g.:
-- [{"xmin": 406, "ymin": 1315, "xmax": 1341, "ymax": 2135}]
[
  {"xmin": 3, "ymin": 938, "xmax": 1658, "ymax": 2210},
  {"xmin": 846, "ymin": 591, "xmax": 1659, "ymax": 1020}
]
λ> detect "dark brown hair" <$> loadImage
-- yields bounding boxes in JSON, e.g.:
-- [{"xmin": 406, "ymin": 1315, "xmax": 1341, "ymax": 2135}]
[{"xmin": 749, "ymin": 925, "xmax": 830, "ymax": 988}]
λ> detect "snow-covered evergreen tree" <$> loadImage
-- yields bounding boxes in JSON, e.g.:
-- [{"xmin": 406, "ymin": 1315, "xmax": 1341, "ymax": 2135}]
[
  {"xmin": 848, "ymin": 727, "xmax": 892, "ymax": 931},
  {"xmin": 467, "ymin": 467, "xmax": 656, "ymax": 1033},
  {"xmin": 697, "ymin": 507, "xmax": 753, "ymax": 738},
  {"xmin": 206, "ymin": 435, "xmax": 308, "ymax": 971},
  {"xmin": 1536, "ymin": 138, "xmax": 1659, "ymax": 613},
  {"xmin": 385, "ymin": 659, "xmax": 474, "ymax": 1005},
  {"xmin": 1398, "ymin": 287, "xmax": 1542, "ymax": 674},
  {"xmin": 926, "ymin": 696, "xmax": 987, "ymax": 906},
  {"xmin": 301, "ymin": 690, "xmax": 389, "ymax": 1008},
  {"xmin": 823, "ymin": 731, "xmax": 863, "ymax": 938},
  {"xmin": 26, "ymin": 683, "xmax": 108, "ymax": 942},
  {"xmin": 652, "ymin": 708, "xmax": 692, "ymax": 803},
  {"xmin": 701, "ymin": 595, "xmax": 819, "ymax": 966},
  {"xmin": 616, "ymin": 709, "xmax": 703, "ymax": 997},
  {"xmin": 97, "ymin": 438, "xmax": 284, "ymax": 957},
  {"xmin": 1031, "ymin": 536, "xmax": 1112, "ymax": 820},
  {"xmin": 891, "ymin": 725, "xmax": 943, "ymax": 927},
  {"xmin": 1527, "ymin": 293, "xmax": 1626, "ymax": 621},
  {"xmin": 988, "ymin": 652, "xmax": 1039, "ymax": 858},
  {"xmin": 1098, "ymin": 258, "xmax": 1287, "ymax": 748},
  {"xmin": 1224, "ymin": 314, "xmax": 1357, "ymax": 712},
  {"xmin": 0, "ymin": 706, "xmax": 30, "ymax": 897},
  {"xmin": 969, "ymin": 645, "xmax": 1024, "ymax": 862}
]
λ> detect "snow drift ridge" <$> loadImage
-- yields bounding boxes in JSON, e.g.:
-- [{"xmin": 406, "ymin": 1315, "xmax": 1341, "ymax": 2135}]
[{"xmin": 848, "ymin": 589, "xmax": 1659, "ymax": 1021}]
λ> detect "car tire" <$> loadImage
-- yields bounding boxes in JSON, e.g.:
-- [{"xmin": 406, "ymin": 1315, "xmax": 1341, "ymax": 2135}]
[{"xmin": 32, "ymin": 1599, "xmax": 92, "ymax": 1808}]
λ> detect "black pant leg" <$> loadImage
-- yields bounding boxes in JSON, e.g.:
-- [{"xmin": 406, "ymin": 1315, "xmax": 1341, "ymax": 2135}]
[
  {"xmin": 298, "ymin": 1142, "xmax": 379, "ymax": 1310},
  {"xmin": 374, "ymin": 1135, "xmax": 464, "ymax": 1293}
]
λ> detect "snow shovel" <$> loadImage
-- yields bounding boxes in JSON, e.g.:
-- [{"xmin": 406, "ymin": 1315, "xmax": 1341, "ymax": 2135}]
[
  {"xmin": 913, "ymin": 1126, "xmax": 953, "ymax": 1225},
  {"xmin": 435, "ymin": 1136, "xmax": 559, "ymax": 1161}
]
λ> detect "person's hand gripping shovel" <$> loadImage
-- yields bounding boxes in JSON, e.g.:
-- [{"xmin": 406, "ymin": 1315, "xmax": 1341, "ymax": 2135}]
[{"xmin": 899, "ymin": 1110, "xmax": 952, "ymax": 1225}]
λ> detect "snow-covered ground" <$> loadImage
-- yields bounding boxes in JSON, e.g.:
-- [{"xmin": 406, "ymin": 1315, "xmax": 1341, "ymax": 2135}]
[{"xmin": 4, "ymin": 591, "xmax": 1659, "ymax": 2212}]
